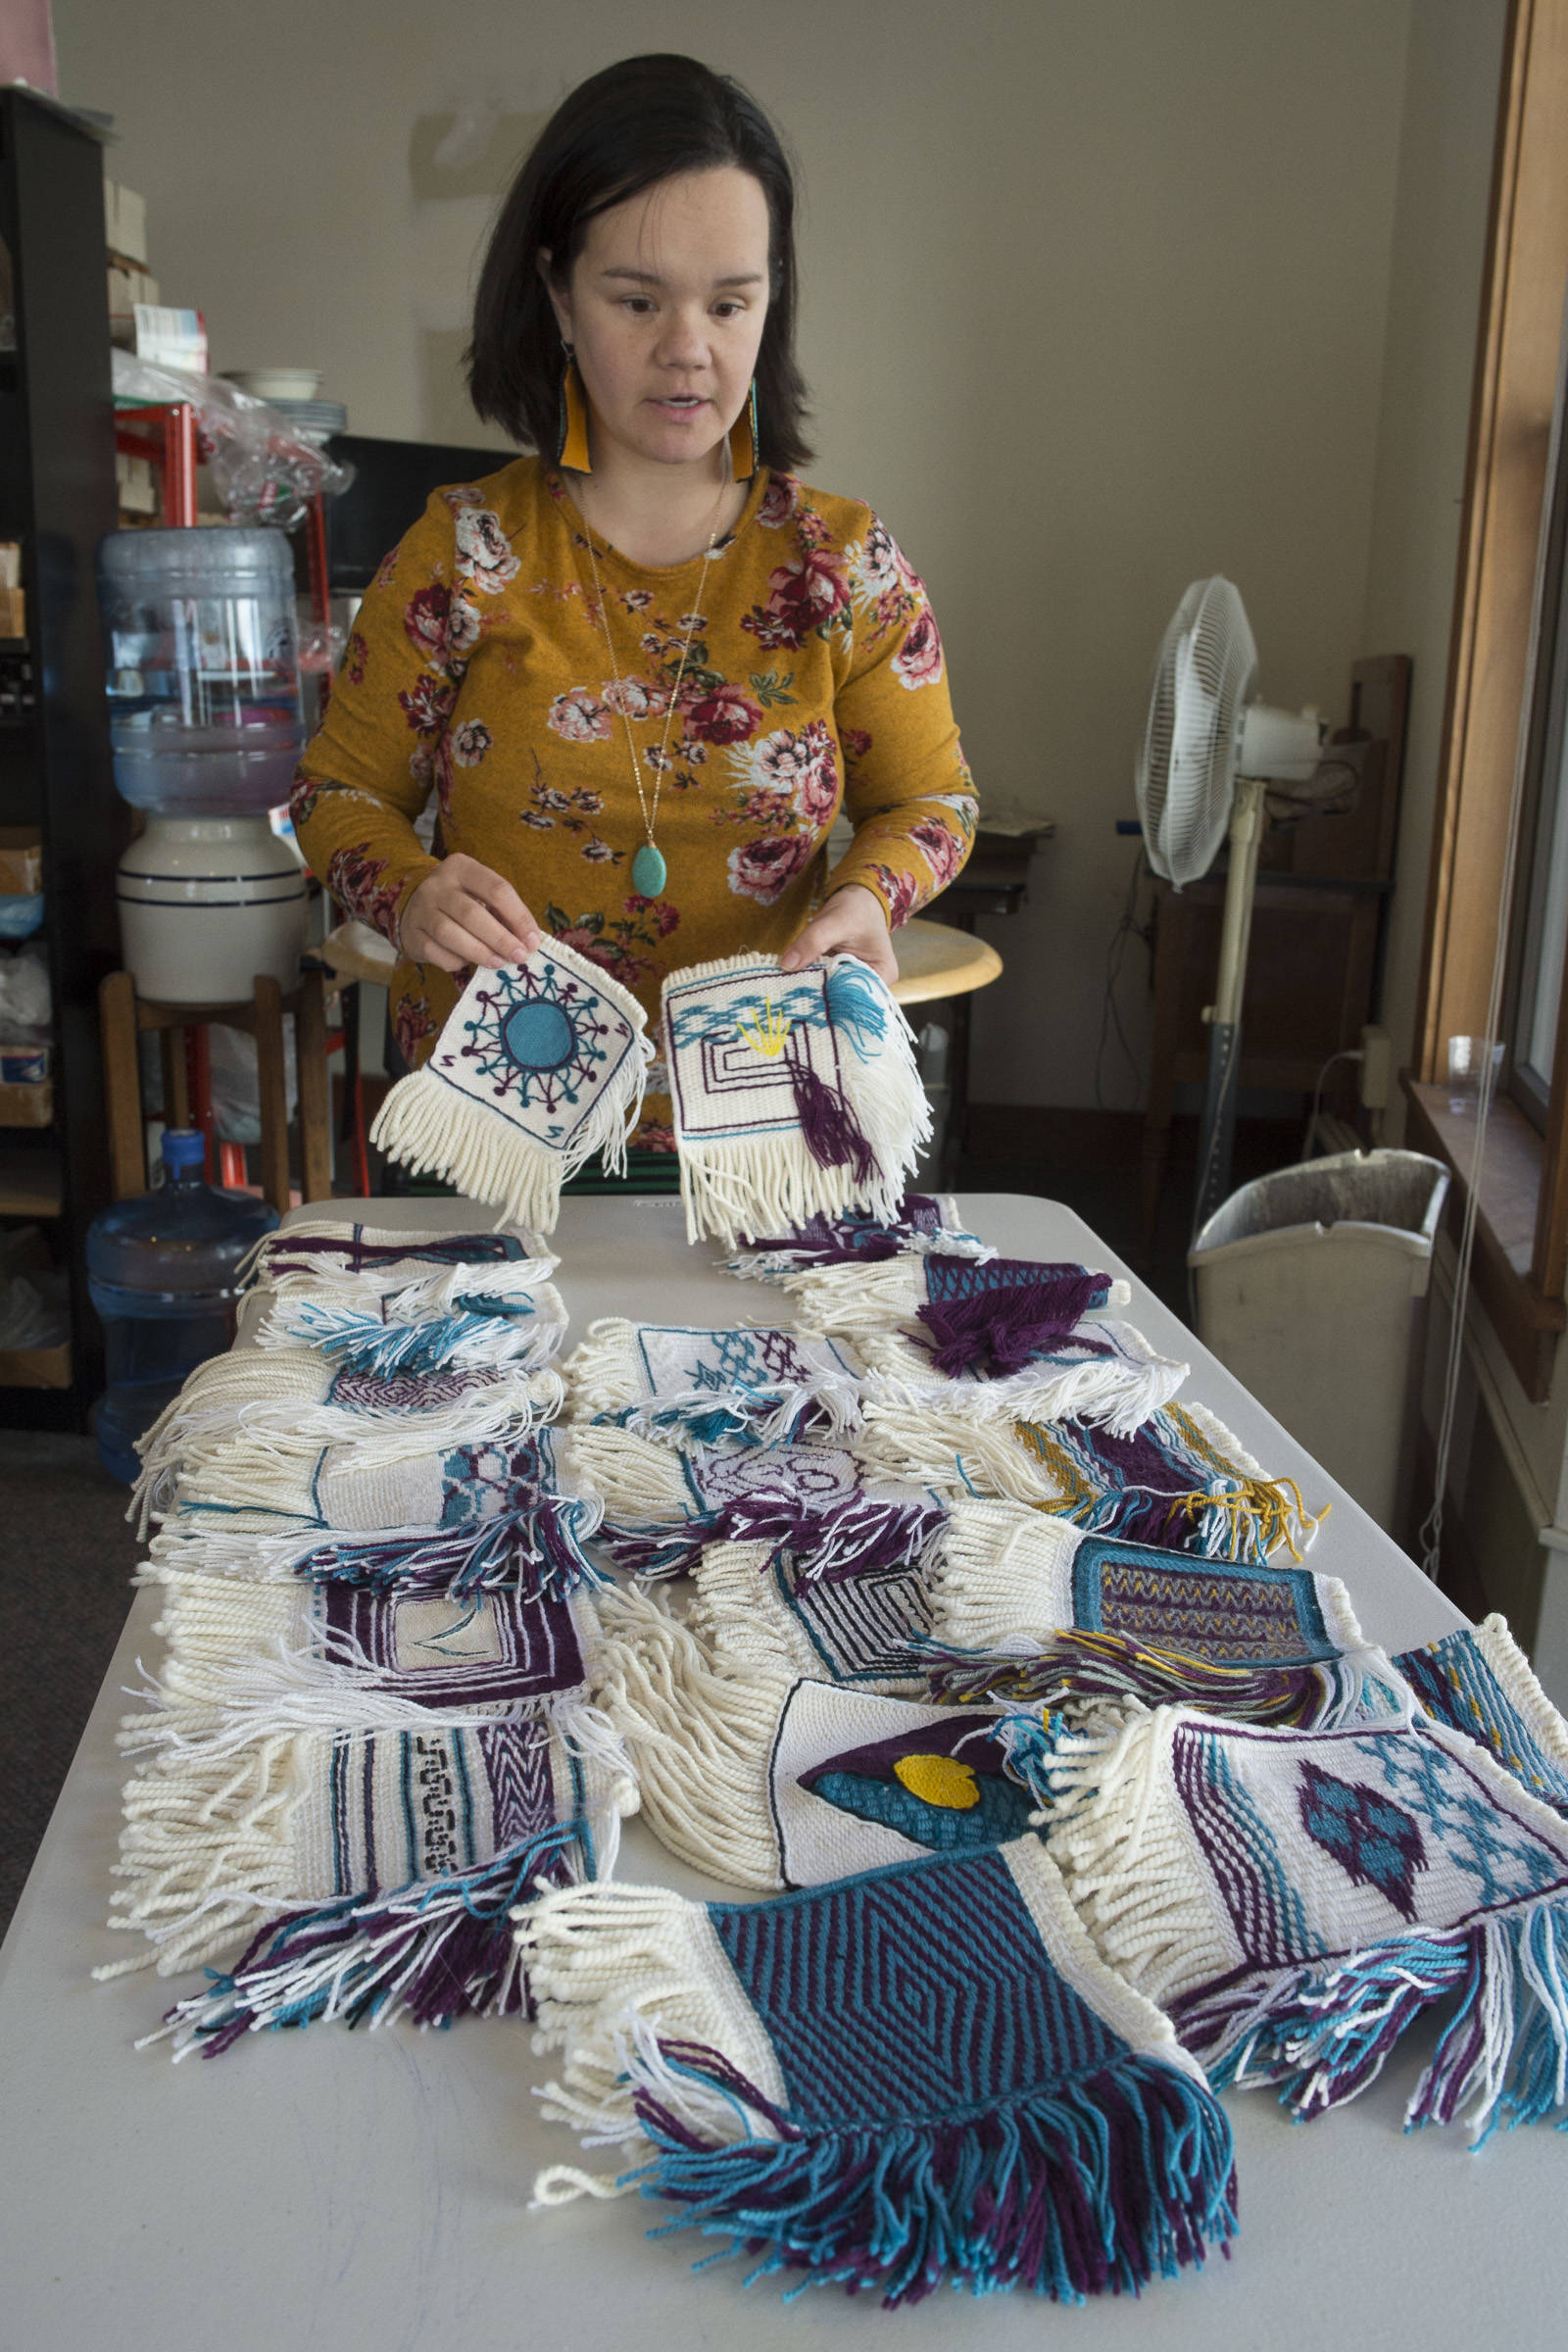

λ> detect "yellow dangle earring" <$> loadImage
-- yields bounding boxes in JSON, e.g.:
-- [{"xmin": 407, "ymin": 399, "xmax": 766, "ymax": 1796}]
[
  {"xmin": 557, "ymin": 345, "xmax": 593, "ymax": 473},
  {"xmin": 728, "ymin": 377, "xmax": 760, "ymax": 480}
]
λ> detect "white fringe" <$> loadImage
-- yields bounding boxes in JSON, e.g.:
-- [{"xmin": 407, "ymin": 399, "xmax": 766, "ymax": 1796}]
[
  {"xmin": 1475, "ymin": 1614, "xmax": 1568, "ymax": 1771},
  {"xmin": 556, "ymin": 1425, "xmax": 692, "ymax": 1526},
  {"xmin": 663, "ymin": 951, "xmax": 930, "ymax": 1247},
  {"xmin": 370, "ymin": 940, "xmax": 652, "ymax": 1232},
  {"xmin": 591, "ymin": 1583, "xmax": 788, "ymax": 1888},
  {"xmin": 562, "ymin": 1317, "xmax": 862, "ymax": 1450},
  {"xmin": 858, "ymin": 1319, "xmax": 1185, "ymax": 1436},
  {"xmin": 517, "ymin": 1880, "xmax": 789, "ymax": 2147},
  {"xmin": 686, "ymin": 1540, "xmax": 819, "ymax": 1682},
  {"xmin": 783, "ymin": 1256, "xmax": 924, "ymax": 1336},
  {"xmin": 1022, "ymin": 1709, "xmax": 1237, "ymax": 2013},
  {"xmin": 130, "ymin": 1350, "xmax": 564, "ymax": 1532},
  {"xmin": 255, "ymin": 1257, "xmax": 567, "ymax": 1368},
  {"xmin": 94, "ymin": 1733, "xmax": 308, "ymax": 1979}
]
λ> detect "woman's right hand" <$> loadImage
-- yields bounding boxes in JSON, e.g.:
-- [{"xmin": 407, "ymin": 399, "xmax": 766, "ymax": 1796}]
[{"xmin": 400, "ymin": 855, "xmax": 544, "ymax": 972}]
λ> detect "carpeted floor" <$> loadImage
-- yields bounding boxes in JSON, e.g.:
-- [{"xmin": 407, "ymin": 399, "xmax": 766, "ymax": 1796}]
[{"xmin": 0, "ymin": 1434, "xmax": 141, "ymax": 1936}]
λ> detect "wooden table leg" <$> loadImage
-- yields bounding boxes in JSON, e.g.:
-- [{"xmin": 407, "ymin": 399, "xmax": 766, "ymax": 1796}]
[
  {"xmin": 98, "ymin": 971, "xmax": 146, "ymax": 1200},
  {"xmin": 296, "ymin": 966, "xmax": 333, "ymax": 1208},
  {"xmin": 253, "ymin": 974, "xmax": 291, "ymax": 1213}
]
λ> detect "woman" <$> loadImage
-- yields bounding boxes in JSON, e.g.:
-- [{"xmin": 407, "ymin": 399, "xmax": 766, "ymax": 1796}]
[{"xmin": 291, "ymin": 53, "xmax": 976, "ymax": 1149}]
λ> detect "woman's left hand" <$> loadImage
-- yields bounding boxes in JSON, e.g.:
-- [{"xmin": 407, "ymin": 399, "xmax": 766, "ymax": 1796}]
[{"xmin": 780, "ymin": 883, "xmax": 899, "ymax": 985}]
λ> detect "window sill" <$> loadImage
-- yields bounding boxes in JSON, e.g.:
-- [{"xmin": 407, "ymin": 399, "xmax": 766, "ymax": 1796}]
[{"xmin": 1401, "ymin": 1076, "xmax": 1565, "ymax": 1402}]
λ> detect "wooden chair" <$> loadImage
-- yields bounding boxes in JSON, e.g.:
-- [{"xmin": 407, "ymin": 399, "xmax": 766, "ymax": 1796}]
[{"xmin": 98, "ymin": 968, "xmax": 333, "ymax": 1209}]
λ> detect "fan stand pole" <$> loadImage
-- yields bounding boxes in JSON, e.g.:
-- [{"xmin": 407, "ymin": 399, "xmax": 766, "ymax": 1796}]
[{"xmin": 1192, "ymin": 774, "xmax": 1266, "ymax": 1238}]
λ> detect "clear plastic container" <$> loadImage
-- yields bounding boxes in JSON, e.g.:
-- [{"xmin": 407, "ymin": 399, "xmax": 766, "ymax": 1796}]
[
  {"xmin": 96, "ymin": 526, "xmax": 305, "ymax": 813},
  {"xmin": 87, "ymin": 1127, "xmax": 278, "ymax": 1483}
]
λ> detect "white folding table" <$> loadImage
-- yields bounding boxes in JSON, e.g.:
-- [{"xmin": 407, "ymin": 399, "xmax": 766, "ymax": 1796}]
[{"xmin": 3, "ymin": 1194, "xmax": 1564, "ymax": 2350}]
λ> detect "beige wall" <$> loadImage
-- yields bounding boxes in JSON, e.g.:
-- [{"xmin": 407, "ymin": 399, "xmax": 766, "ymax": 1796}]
[{"xmin": 59, "ymin": 0, "xmax": 1424, "ymax": 1106}]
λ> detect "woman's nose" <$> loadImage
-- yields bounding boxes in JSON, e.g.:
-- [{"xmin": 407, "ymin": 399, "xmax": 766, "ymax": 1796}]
[{"xmin": 656, "ymin": 306, "xmax": 710, "ymax": 368}]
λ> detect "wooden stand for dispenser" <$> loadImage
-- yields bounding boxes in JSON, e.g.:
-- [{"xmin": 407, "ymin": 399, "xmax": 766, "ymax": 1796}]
[{"xmin": 99, "ymin": 969, "xmax": 333, "ymax": 1211}]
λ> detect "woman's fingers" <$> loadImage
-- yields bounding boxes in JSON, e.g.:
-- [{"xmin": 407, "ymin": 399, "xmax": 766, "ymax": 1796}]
[
  {"xmin": 781, "ymin": 884, "xmax": 899, "ymax": 983},
  {"xmin": 402, "ymin": 858, "xmax": 543, "ymax": 969}
]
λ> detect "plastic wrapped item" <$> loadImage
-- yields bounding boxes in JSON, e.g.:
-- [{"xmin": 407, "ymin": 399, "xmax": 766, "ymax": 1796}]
[
  {"xmin": 0, "ymin": 940, "xmax": 50, "ymax": 1041},
  {"xmin": 111, "ymin": 351, "xmax": 355, "ymax": 531}
]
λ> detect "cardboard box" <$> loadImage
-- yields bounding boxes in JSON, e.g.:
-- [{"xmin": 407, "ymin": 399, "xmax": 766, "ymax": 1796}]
[
  {"xmin": 0, "ymin": 1077, "xmax": 52, "ymax": 1126},
  {"xmin": 0, "ymin": 830, "xmax": 41, "ymax": 894},
  {"xmin": 0, "ymin": 1340, "xmax": 71, "ymax": 1389}
]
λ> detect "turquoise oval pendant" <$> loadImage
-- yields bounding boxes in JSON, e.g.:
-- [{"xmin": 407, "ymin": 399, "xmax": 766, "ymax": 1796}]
[{"xmin": 631, "ymin": 841, "xmax": 667, "ymax": 896}]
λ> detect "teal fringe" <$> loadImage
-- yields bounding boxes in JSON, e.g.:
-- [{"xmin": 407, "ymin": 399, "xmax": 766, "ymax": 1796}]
[
  {"xmin": 283, "ymin": 1298, "xmax": 539, "ymax": 1378},
  {"xmin": 1201, "ymin": 1899, "xmax": 1568, "ymax": 2143},
  {"xmin": 624, "ymin": 2038, "xmax": 1237, "ymax": 2306}
]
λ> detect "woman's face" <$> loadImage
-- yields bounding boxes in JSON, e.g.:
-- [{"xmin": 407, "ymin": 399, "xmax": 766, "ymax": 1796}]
[{"xmin": 546, "ymin": 165, "xmax": 771, "ymax": 474}]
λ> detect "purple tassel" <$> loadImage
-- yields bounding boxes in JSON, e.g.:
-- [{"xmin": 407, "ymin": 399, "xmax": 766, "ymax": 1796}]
[
  {"xmin": 789, "ymin": 1059, "xmax": 876, "ymax": 1187},
  {"xmin": 915, "ymin": 1274, "xmax": 1114, "ymax": 1379},
  {"xmin": 159, "ymin": 1822, "xmax": 585, "ymax": 2055}
]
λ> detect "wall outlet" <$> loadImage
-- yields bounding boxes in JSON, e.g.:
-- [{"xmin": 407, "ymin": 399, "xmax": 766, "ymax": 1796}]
[{"xmin": 1359, "ymin": 1023, "xmax": 1394, "ymax": 1109}]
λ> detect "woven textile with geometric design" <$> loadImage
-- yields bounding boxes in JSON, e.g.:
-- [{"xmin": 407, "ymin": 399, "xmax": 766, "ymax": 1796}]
[
  {"xmin": 370, "ymin": 937, "xmax": 653, "ymax": 1231},
  {"xmin": 519, "ymin": 1836, "xmax": 1238, "ymax": 2305},
  {"xmin": 1005, "ymin": 1701, "xmax": 1568, "ymax": 2137},
  {"xmin": 857, "ymin": 1396, "xmax": 1324, "ymax": 1562},
  {"xmin": 662, "ymin": 951, "xmax": 930, "ymax": 1246},
  {"xmin": 1394, "ymin": 1613, "xmax": 1568, "ymax": 1818}
]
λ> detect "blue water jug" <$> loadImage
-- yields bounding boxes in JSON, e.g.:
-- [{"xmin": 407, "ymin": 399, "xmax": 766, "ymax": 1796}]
[
  {"xmin": 87, "ymin": 1128, "xmax": 278, "ymax": 1483},
  {"xmin": 96, "ymin": 525, "xmax": 305, "ymax": 813}
]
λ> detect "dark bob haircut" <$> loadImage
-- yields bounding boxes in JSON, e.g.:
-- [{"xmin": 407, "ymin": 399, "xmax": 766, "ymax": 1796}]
[{"xmin": 467, "ymin": 54, "xmax": 812, "ymax": 472}]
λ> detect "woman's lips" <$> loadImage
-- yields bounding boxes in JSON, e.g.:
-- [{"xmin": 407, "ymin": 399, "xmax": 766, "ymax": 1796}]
[{"xmin": 648, "ymin": 395, "xmax": 710, "ymax": 416}]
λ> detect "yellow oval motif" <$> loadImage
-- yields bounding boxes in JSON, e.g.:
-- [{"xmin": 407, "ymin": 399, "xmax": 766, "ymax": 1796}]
[{"xmin": 894, "ymin": 1753, "xmax": 980, "ymax": 1810}]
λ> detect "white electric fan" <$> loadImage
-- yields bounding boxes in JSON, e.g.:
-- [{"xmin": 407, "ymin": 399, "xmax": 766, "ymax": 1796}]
[{"xmin": 1134, "ymin": 576, "xmax": 1328, "ymax": 1232}]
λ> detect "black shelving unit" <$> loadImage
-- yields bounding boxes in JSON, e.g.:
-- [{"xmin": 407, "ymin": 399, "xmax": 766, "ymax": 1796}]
[{"xmin": 0, "ymin": 88, "xmax": 124, "ymax": 1430}]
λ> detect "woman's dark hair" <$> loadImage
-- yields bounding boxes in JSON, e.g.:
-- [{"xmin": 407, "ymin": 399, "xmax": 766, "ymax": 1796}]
[{"xmin": 467, "ymin": 54, "xmax": 811, "ymax": 471}]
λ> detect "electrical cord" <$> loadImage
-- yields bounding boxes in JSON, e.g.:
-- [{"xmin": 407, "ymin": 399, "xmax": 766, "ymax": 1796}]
[
  {"xmin": 1093, "ymin": 843, "xmax": 1150, "ymax": 1110},
  {"xmin": 1302, "ymin": 1048, "xmax": 1364, "ymax": 1160}
]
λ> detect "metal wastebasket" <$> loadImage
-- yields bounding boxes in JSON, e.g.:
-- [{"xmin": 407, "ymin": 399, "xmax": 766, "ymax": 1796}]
[{"xmin": 1188, "ymin": 1149, "xmax": 1449, "ymax": 1535}]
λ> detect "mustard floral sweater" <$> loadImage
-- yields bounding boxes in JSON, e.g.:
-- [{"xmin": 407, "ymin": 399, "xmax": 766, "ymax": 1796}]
[{"xmin": 291, "ymin": 458, "xmax": 976, "ymax": 1146}]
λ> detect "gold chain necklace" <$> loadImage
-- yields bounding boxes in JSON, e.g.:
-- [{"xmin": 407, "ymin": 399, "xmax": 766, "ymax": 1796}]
[{"xmin": 577, "ymin": 472, "xmax": 731, "ymax": 900}]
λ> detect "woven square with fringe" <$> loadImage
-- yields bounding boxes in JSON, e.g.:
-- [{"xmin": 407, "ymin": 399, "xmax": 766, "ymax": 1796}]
[
  {"xmin": 128, "ymin": 1567, "xmax": 606, "ymax": 1754},
  {"xmin": 149, "ymin": 1427, "xmax": 601, "ymax": 1597},
  {"xmin": 725, "ymin": 1193, "xmax": 994, "ymax": 1284},
  {"xmin": 662, "ymin": 952, "xmax": 929, "ymax": 1245},
  {"xmin": 243, "ymin": 1219, "xmax": 549, "ymax": 1288},
  {"xmin": 133, "ymin": 1348, "xmax": 564, "ymax": 1534},
  {"xmin": 1009, "ymin": 1701, "xmax": 1568, "ymax": 2138},
  {"xmin": 858, "ymin": 1312, "xmax": 1188, "ymax": 1437},
  {"xmin": 101, "ymin": 1707, "xmax": 636, "ymax": 1993},
  {"xmin": 519, "ymin": 1836, "xmax": 1237, "ymax": 2306},
  {"xmin": 253, "ymin": 1250, "xmax": 567, "ymax": 1379},
  {"xmin": 1395, "ymin": 1613, "xmax": 1568, "ymax": 1817},
  {"xmin": 370, "ymin": 938, "xmax": 653, "ymax": 1231},
  {"xmin": 786, "ymin": 1253, "xmax": 1129, "ymax": 1361},
  {"xmin": 564, "ymin": 1424, "xmax": 943, "ymax": 1582},
  {"xmin": 564, "ymin": 1317, "xmax": 863, "ymax": 1451},
  {"xmin": 858, "ymin": 1396, "xmax": 1322, "ymax": 1563},
  {"xmin": 925, "ymin": 1502, "xmax": 1365, "ymax": 1666},
  {"xmin": 686, "ymin": 1537, "xmax": 933, "ymax": 1694},
  {"xmin": 590, "ymin": 1587, "xmax": 1022, "ymax": 1889}
]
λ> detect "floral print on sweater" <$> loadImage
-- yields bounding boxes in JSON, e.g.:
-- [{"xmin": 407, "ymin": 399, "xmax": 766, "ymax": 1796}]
[{"xmin": 290, "ymin": 458, "xmax": 976, "ymax": 1140}]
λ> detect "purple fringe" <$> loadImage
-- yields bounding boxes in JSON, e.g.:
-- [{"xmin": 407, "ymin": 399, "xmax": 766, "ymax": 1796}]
[
  {"xmin": 914, "ymin": 1273, "xmax": 1113, "ymax": 1379},
  {"xmin": 790, "ymin": 1059, "xmax": 876, "ymax": 1188}
]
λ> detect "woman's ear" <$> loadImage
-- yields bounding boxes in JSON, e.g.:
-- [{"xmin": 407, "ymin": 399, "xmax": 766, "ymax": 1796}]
[{"xmin": 537, "ymin": 249, "xmax": 571, "ymax": 344}]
